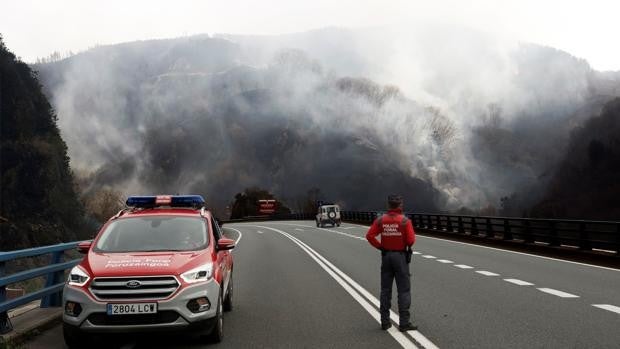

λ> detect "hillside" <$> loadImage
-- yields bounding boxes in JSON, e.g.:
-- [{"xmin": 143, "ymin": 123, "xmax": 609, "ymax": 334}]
[
  {"xmin": 533, "ymin": 98, "xmax": 620, "ymax": 220},
  {"xmin": 0, "ymin": 37, "xmax": 86, "ymax": 249},
  {"xmin": 33, "ymin": 27, "xmax": 620, "ymax": 217}
]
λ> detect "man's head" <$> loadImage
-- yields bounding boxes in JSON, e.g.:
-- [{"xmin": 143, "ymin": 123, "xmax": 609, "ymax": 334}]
[{"xmin": 387, "ymin": 194, "xmax": 403, "ymax": 209}]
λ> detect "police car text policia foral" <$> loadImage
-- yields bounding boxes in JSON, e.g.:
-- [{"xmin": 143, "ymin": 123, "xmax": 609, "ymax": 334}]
[{"xmin": 62, "ymin": 195, "xmax": 235, "ymax": 347}]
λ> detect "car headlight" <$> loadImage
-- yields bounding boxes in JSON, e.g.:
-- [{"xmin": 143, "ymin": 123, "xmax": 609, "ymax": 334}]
[
  {"xmin": 67, "ymin": 266, "xmax": 90, "ymax": 286},
  {"xmin": 181, "ymin": 263, "xmax": 213, "ymax": 283}
]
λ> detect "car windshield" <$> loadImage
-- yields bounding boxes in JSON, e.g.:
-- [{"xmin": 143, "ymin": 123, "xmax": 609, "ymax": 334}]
[{"xmin": 94, "ymin": 216, "xmax": 208, "ymax": 253}]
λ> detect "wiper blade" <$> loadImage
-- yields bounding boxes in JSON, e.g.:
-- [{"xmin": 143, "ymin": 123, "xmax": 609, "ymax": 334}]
[{"xmin": 137, "ymin": 249, "xmax": 186, "ymax": 252}]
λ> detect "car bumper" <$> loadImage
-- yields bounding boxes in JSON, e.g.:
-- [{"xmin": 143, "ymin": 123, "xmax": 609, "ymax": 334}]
[
  {"xmin": 319, "ymin": 217, "xmax": 341, "ymax": 223},
  {"xmin": 62, "ymin": 279, "xmax": 221, "ymax": 333}
]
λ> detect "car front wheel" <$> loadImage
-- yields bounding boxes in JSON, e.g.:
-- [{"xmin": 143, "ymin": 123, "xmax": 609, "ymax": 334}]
[
  {"xmin": 223, "ymin": 272, "xmax": 233, "ymax": 312},
  {"xmin": 207, "ymin": 291, "xmax": 224, "ymax": 343}
]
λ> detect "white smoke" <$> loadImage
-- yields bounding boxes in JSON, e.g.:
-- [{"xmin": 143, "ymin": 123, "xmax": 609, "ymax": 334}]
[{"xmin": 35, "ymin": 24, "xmax": 616, "ymax": 213}]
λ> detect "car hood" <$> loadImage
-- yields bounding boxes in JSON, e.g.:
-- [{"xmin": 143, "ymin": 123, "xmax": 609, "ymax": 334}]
[{"xmin": 84, "ymin": 251, "xmax": 207, "ymax": 277}]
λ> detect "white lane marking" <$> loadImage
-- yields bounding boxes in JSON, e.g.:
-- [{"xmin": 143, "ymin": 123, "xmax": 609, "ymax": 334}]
[
  {"xmin": 275, "ymin": 226, "xmax": 439, "ymax": 349},
  {"xmin": 422, "ymin": 255, "xmax": 436, "ymax": 259},
  {"xmin": 475, "ymin": 271, "xmax": 499, "ymax": 276},
  {"xmin": 248, "ymin": 225, "xmax": 422, "ymax": 349},
  {"xmin": 412, "ymin": 252, "xmax": 422, "ymax": 255},
  {"xmin": 504, "ymin": 279, "xmax": 534, "ymax": 286},
  {"xmin": 276, "ymin": 222, "xmax": 368, "ymax": 240},
  {"xmin": 317, "ymin": 226, "xmax": 367, "ymax": 241},
  {"xmin": 537, "ymin": 288, "xmax": 580, "ymax": 298},
  {"xmin": 275, "ymin": 222, "xmax": 314, "ymax": 228},
  {"xmin": 436, "ymin": 259, "xmax": 453, "ymax": 264},
  {"xmin": 341, "ymin": 222, "xmax": 619, "ymax": 272},
  {"xmin": 295, "ymin": 228, "xmax": 304, "ymax": 231},
  {"xmin": 224, "ymin": 227, "xmax": 244, "ymax": 245},
  {"xmin": 454, "ymin": 264, "xmax": 474, "ymax": 269},
  {"xmin": 592, "ymin": 304, "xmax": 620, "ymax": 314},
  {"xmin": 256, "ymin": 230, "xmax": 264, "ymax": 234},
  {"xmin": 342, "ymin": 227, "xmax": 356, "ymax": 230}
]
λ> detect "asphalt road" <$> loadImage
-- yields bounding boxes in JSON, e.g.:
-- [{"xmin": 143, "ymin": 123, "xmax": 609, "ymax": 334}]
[{"xmin": 25, "ymin": 221, "xmax": 620, "ymax": 348}]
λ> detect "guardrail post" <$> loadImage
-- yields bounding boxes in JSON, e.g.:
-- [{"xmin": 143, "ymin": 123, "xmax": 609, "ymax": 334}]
[
  {"xmin": 41, "ymin": 251, "xmax": 64, "ymax": 307},
  {"xmin": 471, "ymin": 218, "xmax": 479, "ymax": 236},
  {"xmin": 0, "ymin": 260, "xmax": 12, "ymax": 334},
  {"xmin": 549, "ymin": 221, "xmax": 559, "ymax": 246},
  {"xmin": 503, "ymin": 219, "xmax": 513, "ymax": 240},
  {"xmin": 617, "ymin": 224, "xmax": 620, "ymax": 256},
  {"xmin": 578, "ymin": 222, "xmax": 591, "ymax": 251},
  {"xmin": 486, "ymin": 218, "xmax": 493, "ymax": 237},
  {"xmin": 457, "ymin": 216, "xmax": 464, "ymax": 234},
  {"xmin": 435, "ymin": 215, "xmax": 442, "ymax": 231},
  {"xmin": 446, "ymin": 216, "xmax": 453, "ymax": 232},
  {"xmin": 523, "ymin": 220, "xmax": 534, "ymax": 243}
]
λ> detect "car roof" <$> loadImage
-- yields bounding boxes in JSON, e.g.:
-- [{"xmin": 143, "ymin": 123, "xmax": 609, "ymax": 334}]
[{"xmin": 115, "ymin": 208, "xmax": 208, "ymax": 219}]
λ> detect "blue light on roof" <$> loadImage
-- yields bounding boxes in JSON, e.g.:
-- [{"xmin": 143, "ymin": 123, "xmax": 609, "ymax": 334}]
[
  {"xmin": 126, "ymin": 196, "xmax": 157, "ymax": 207},
  {"xmin": 126, "ymin": 195, "xmax": 205, "ymax": 208},
  {"xmin": 171, "ymin": 195, "xmax": 205, "ymax": 207}
]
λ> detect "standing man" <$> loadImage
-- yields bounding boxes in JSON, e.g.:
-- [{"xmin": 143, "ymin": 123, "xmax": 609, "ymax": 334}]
[{"xmin": 366, "ymin": 195, "xmax": 417, "ymax": 331}]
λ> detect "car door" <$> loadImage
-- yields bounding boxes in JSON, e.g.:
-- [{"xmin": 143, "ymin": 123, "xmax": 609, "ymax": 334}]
[
  {"xmin": 211, "ymin": 217, "xmax": 231, "ymax": 291},
  {"xmin": 217, "ymin": 218, "xmax": 233, "ymax": 290}
]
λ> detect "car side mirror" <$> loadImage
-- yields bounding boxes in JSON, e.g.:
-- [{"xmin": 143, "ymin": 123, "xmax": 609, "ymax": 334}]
[
  {"xmin": 77, "ymin": 241, "xmax": 92, "ymax": 254},
  {"xmin": 217, "ymin": 238, "xmax": 235, "ymax": 251}
]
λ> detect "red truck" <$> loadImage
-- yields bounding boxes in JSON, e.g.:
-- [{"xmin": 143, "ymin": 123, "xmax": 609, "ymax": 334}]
[{"xmin": 62, "ymin": 195, "xmax": 235, "ymax": 347}]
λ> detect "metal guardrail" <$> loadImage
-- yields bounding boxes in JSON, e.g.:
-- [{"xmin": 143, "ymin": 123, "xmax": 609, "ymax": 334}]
[
  {"xmin": 0, "ymin": 242, "xmax": 85, "ymax": 334},
  {"xmin": 339, "ymin": 211, "xmax": 620, "ymax": 255},
  {"xmin": 225, "ymin": 211, "xmax": 619, "ymax": 255}
]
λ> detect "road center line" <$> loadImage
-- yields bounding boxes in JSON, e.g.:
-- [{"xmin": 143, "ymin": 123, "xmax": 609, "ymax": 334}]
[
  {"xmin": 454, "ymin": 264, "xmax": 474, "ymax": 269},
  {"xmin": 504, "ymin": 279, "xmax": 534, "ymax": 286},
  {"xmin": 475, "ymin": 271, "xmax": 499, "ymax": 276},
  {"xmin": 537, "ymin": 288, "xmax": 580, "ymax": 298},
  {"xmin": 422, "ymin": 255, "xmax": 436, "ymax": 259},
  {"xmin": 248, "ymin": 225, "xmax": 422, "ymax": 349},
  {"xmin": 436, "ymin": 259, "xmax": 453, "ymax": 264},
  {"xmin": 592, "ymin": 304, "xmax": 620, "ymax": 314}
]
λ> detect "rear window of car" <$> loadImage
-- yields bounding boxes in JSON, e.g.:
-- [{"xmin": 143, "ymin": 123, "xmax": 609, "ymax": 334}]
[{"xmin": 94, "ymin": 216, "xmax": 208, "ymax": 253}]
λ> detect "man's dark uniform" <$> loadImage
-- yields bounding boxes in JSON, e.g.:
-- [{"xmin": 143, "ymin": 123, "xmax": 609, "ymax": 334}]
[{"xmin": 366, "ymin": 196, "xmax": 416, "ymax": 331}]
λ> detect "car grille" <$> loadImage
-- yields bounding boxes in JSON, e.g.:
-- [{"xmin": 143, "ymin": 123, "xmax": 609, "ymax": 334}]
[
  {"xmin": 87, "ymin": 311, "xmax": 180, "ymax": 326},
  {"xmin": 89, "ymin": 276, "xmax": 180, "ymax": 300}
]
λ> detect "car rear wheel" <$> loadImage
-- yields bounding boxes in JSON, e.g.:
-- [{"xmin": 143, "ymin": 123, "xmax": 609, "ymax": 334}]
[
  {"xmin": 207, "ymin": 291, "xmax": 224, "ymax": 343},
  {"xmin": 63, "ymin": 323, "xmax": 91, "ymax": 348},
  {"xmin": 223, "ymin": 272, "xmax": 233, "ymax": 312}
]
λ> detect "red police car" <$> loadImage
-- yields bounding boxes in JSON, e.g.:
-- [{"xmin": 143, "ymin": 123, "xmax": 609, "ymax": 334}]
[{"xmin": 62, "ymin": 195, "xmax": 235, "ymax": 347}]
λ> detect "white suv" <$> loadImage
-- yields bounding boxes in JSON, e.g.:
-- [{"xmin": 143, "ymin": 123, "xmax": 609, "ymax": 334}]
[{"xmin": 316, "ymin": 205, "xmax": 341, "ymax": 227}]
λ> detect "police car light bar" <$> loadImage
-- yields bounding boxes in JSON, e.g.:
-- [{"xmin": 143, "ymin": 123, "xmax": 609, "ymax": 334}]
[{"xmin": 126, "ymin": 195, "xmax": 206, "ymax": 208}]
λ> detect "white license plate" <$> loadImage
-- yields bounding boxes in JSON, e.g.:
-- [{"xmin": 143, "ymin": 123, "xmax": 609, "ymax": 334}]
[{"xmin": 106, "ymin": 303, "xmax": 157, "ymax": 315}]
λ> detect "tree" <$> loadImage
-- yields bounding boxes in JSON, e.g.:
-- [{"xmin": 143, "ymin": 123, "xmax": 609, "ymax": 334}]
[{"xmin": 0, "ymin": 38, "xmax": 86, "ymax": 249}]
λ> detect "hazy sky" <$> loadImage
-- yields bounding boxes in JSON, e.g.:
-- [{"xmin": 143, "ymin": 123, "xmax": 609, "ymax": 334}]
[{"xmin": 1, "ymin": 0, "xmax": 619, "ymax": 71}]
